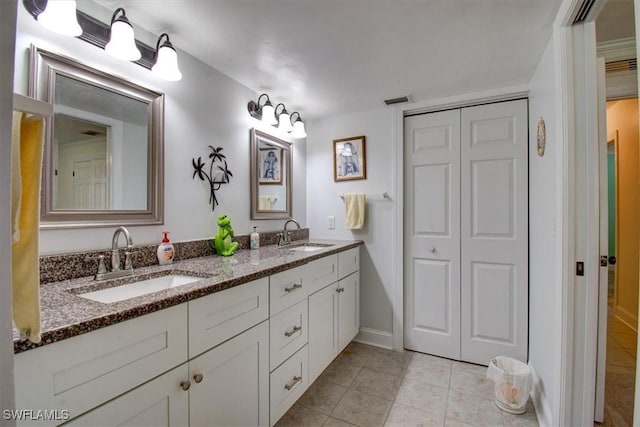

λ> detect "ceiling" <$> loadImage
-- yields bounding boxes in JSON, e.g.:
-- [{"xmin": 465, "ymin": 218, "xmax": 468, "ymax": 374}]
[
  {"xmin": 95, "ymin": 0, "xmax": 563, "ymax": 120},
  {"xmin": 596, "ymin": 0, "xmax": 635, "ymax": 42}
]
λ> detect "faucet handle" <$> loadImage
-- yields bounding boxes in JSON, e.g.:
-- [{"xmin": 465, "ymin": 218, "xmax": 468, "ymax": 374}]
[
  {"xmin": 124, "ymin": 250, "xmax": 136, "ymax": 270},
  {"xmin": 96, "ymin": 255, "xmax": 107, "ymax": 274}
]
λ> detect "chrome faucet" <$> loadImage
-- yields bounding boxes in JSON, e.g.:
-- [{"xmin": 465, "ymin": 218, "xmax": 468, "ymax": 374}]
[
  {"xmin": 278, "ymin": 219, "xmax": 301, "ymax": 246},
  {"xmin": 94, "ymin": 227, "xmax": 135, "ymax": 280}
]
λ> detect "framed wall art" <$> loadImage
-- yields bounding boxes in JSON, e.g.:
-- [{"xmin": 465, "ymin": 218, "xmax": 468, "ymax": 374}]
[
  {"xmin": 258, "ymin": 147, "xmax": 283, "ymax": 184},
  {"xmin": 333, "ymin": 135, "xmax": 366, "ymax": 182}
]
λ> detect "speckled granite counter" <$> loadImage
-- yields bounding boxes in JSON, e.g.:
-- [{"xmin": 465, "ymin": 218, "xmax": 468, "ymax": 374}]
[{"xmin": 14, "ymin": 239, "xmax": 362, "ymax": 354}]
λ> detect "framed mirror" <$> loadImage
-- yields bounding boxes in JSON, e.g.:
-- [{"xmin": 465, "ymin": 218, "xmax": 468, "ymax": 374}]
[
  {"xmin": 29, "ymin": 45, "xmax": 164, "ymax": 229},
  {"xmin": 250, "ymin": 128, "xmax": 292, "ymax": 219}
]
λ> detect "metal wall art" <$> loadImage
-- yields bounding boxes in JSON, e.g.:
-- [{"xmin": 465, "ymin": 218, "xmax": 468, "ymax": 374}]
[{"xmin": 192, "ymin": 146, "xmax": 233, "ymax": 211}]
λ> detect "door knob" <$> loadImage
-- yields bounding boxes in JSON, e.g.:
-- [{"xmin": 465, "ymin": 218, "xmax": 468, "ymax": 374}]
[{"xmin": 609, "ymin": 256, "xmax": 617, "ymax": 265}]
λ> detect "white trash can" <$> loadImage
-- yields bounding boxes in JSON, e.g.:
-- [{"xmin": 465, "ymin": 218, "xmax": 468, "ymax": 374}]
[{"xmin": 486, "ymin": 356, "xmax": 531, "ymax": 414}]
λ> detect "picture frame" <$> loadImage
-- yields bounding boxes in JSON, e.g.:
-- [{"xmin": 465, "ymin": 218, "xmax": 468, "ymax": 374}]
[
  {"xmin": 333, "ymin": 135, "xmax": 366, "ymax": 182},
  {"xmin": 258, "ymin": 147, "xmax": 283, "ymax": 184}
]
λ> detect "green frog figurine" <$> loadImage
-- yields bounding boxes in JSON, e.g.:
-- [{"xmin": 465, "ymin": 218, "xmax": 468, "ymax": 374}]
[{"xmin": 214, "ymin": 214, "xmax": 239, "ymax": 256}]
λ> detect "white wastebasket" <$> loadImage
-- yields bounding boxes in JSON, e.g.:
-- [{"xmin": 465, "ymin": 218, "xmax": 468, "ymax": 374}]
[{"xmin": 486, "ymin": 356, "xmax": 531, "ymax": 414}]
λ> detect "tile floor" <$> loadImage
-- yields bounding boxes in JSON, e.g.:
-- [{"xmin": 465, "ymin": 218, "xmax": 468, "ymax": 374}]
[
  {"xmin": 599, "ymin": 303, "xmax": 637, "ymax": 426},
  {"xmin": 276, "ymin": 342, "xmax": 538, "ymax": 427}
]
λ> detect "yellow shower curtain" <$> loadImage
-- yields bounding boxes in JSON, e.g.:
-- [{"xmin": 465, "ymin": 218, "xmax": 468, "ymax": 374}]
[{"xmin": 11, "ymin": 112, "xmax": 44, "ymax": 343}]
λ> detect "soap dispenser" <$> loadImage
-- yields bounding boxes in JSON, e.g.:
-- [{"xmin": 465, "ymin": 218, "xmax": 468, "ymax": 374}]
[
  {"xmin": 157, "ymin": 231, "xmax": 175, "ymax": 265},
  {"xmin": 250, "ymin": 226, "xmax": 260, "ymax": 249}
]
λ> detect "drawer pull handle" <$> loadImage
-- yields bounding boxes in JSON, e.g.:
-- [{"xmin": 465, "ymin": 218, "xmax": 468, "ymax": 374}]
[
  {"xmin": 336, "ymin": 287, "xmax": 344, "ymax": 293},
  {"xmin": 284, "ymin": 283, "xmax": 302, "ymax": 293},
  {"xmin": 193, "ymin": 373, "xmax": 204, "ymax": 383},
  {"xmin": 284, "ymin": 375, "xmax": 302, "ymax": 391},
  {"xmin": 180, "ymin": 380, "xmax": 191, "ymax": 391},
  {"xmin": 284, "ymin": 325, "xmax": 302, "ymax": 337}
]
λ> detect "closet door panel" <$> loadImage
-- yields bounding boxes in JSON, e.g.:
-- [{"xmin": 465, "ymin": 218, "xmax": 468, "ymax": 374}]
[
  {"xmin": 460, "ymin": 99, "xmax": 528, "ymax": 365},
  {"xmin": 404, "ymin": 109, "xmax": 461, "ymax": 360}
]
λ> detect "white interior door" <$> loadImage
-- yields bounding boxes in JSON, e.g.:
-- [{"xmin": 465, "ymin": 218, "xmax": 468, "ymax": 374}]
[
  {"xmin": 459, "ymin": 99, "xmax": 528, "ymax": 364},
  {"xmin": 73, "ymin": 157, "xmax": 107, "ymax": 210},
  {"xmin": 404, "ymin": 109, "xmax": 461, "ymax": 360}
]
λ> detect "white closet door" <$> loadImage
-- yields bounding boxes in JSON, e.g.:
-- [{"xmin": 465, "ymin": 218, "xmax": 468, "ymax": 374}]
[
  {"xmin": 404, "ymin": 109, "xmax": 461, "ymax": 360},
  {"xmin": 460, "ymin": 99, "xmax": 528, "ymax": 364}
]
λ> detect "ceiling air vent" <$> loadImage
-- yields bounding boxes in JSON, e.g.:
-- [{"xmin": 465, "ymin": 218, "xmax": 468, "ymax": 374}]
[
  {"xmin": 384, "ymin": 96, "xmax": 410, "ymax": 106},
  {"xmin": 572, "ymin": 0, "xmax": 597, "ymax": 24},
  {"xmin": 605, "ymin": 58, "xmax": 637, "ymax": 73}
]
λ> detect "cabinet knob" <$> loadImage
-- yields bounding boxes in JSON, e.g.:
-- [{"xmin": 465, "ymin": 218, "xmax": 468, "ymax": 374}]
[
  {"xmin": 430, "ymin": 246, "xmax": 437, "ymax": 253},
  {"xmin": 284, "ymin": 325, "xmax": 302, "ymax": 337},
  {"xmin": 284, "ymin": 375, "xmax": 302, "ymax": 391},
  {"xmin": 193, "ymin": 373, "xmax": 204, "ymax": 383},
  {"xmin": 180, "ymin": 380, "xmax": 191, "ymax": 391}
]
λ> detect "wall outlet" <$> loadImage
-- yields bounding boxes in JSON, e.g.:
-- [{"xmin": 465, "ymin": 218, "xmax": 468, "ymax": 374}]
[{"xmin": 328, "ymin": 216, "xmax": 335, "ymax": 229}]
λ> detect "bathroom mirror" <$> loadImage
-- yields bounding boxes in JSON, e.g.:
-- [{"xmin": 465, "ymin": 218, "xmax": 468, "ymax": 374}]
[
  {"xmin": 250, "ymin": 128, "xmax": 292, "ymax": 219},
  {"xmin": 29, "ymin": 46, "xmax": 164, "ymax": 228}
]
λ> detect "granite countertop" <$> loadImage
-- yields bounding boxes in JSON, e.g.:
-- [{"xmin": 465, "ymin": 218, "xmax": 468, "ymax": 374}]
[{"xmin": 14, "ymin": 239, "xmax": 362, "ymax": 354}]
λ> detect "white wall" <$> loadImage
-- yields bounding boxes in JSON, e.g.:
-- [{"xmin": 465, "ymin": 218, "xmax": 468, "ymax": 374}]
[
  {"xmin": 14, "ymin": 2, "xmax": 306, "ymax": 254},
  {"xmin": 307, "ymin": 108, "xmax": 395, "ymax": 343},
  {"xmin": 527, "ymin": 36, "xmax": 562, "ymax": 425},
  {"xmin": 1, "ymin": 0, "xmax": 17, "ymax": 419}
]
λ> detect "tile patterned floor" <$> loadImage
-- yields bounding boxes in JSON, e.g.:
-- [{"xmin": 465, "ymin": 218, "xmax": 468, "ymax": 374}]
[
  {"xmin": 276, "ymin": 343, "xmax": 538, "ymax": 427},
  {"xmin": 599, "ymin": 306, "xmax": 637, "ymax": 426}
]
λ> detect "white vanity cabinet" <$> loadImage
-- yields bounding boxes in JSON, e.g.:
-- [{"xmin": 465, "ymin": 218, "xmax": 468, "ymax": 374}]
[
  {"xmin": 14, "ymin": 245, "xmax": 360, "ymax": 427},
  {"xmin": 14, "ymin": 304, "xmax": 188, "ymax": 425},
  {"xmin": 308, "ymin": 247, "xmax": 360, "ymax": 384}
]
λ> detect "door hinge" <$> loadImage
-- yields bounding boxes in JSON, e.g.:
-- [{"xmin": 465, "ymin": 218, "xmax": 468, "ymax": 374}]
[{"xmin": 600, "ymin": 256, "xmax": 608, "ymax": 267}]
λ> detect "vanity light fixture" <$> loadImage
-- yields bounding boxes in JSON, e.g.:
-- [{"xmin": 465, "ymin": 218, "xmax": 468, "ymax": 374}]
[
  {"xmin": 247, "ymin": 93, "xmax": 306, "ymax": 138},
  {"xmin": 36, "ymin": 0, "xmax": 82, "ymax": 37},
  {"xmin": 23, "ymin": 0, "xmax": 183, "ymax": 81},
  {"xmin": 247, "ymin": 94, "xmax": 277, "ymax": 125},
  {"xmin": 105, "ymin": 8, "xmax": 141, "ymax": 61},
  {"xmin": 152, "ymin": 33, "xmax": 182, "ymax": 81},
  {"xmin": 275, "ymin": 103, "xmax": 293, "ymax": 133},
  {"xmin": 290, "ymin": 112, "xmax": 307, "ymax": 138}
]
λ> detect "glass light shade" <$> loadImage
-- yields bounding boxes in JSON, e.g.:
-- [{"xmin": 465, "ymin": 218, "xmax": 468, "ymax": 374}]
[
  {"xmin": 105, "ymin": 20, "xmax": 141, "ymax": 61},
  {"xmin": 261, "ymin": 103, "xmax": 277, "ymax": 125},
  {"xmin": 152, "ymin": 45, "xmax": 182, "ymax": 81},
  {"xmin": 291, "ymin": 119, "xmax": 307, "ymax": 138},
  {"xmin": 278, "ymin": 112, "xmax": 293, "ymax": 132},
  {"xmin": 37, "ymin": 0, "xmax": 82, "ymax": 37}
]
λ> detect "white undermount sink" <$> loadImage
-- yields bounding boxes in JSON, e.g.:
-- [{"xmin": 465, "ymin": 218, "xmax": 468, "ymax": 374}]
[
  {"xmin": 78, "ymin": 274, "xmax": 203, "ymax": 304},
  {"xmin": 288, "ymin": 243, "xmax": 334, "ymax": 252}
]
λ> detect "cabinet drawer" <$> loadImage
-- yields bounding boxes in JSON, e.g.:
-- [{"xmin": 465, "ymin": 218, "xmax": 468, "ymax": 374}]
[
  {"xmin": 270, "ymin": 265, "xmax": 308, "ymax": 315},
  {"xmin": 189, "ymin": 277, "xmax": 269, "ymax": 358},
  {"xmin": 14, "ymin": 304, "xmax": 187, "ymax": 423},
  {"xmin": 338, "ymin": 247, "xmax": 359, "ymax": 279},
  {"xmin": 64, "ymin": 364, "xmax": 189, "ymax": 427},
  {"xmin": 270, "ymin": 299, "xmax": 308, "ymax": 371},
  {"xmin": 270, "ymin": 345, "xmax": 309, "ymax": 426},
  {"xmin": 306, "ymin": 254, "xmax": 338, "ymax": 295}
]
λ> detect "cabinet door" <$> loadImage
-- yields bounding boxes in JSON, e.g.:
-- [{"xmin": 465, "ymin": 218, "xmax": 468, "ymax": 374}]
[
  {"xmin": 308, "ymin": 283, "xmax": 339, "ymax": 383},
  {"xmin": 270, "ymin": 345, "xmax": 308, "ymax": 426},
  {"xmin": 189, "ymin": 321, "xmax": 269, "ymax": 427},
  {"xmin": 64, "ymin": 364, "xmax": 189, "ymax": 427},
  {"xmin": 338, "ymin": 272, "xmax": 360, "ymax": 352}
]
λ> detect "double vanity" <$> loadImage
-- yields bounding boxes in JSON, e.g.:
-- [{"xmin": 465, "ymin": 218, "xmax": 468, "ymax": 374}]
[{"xmin": 13, "ymin": 239, "xmax": 361, "ymax": 426}]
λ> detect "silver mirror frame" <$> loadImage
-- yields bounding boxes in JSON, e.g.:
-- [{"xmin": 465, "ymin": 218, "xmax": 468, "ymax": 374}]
[
  {"xmin": 29, "ymin": 45, "xmax": 164, "ymax": 229},
  {"xmin": 250, "ymin": 128, "xmax": 292, "ymax": 220}
]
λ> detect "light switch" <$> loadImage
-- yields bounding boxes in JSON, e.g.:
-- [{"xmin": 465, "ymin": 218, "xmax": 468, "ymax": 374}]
[{"xmin": 328, "ymin": 216, "xmax": 335, "ymax": 229}]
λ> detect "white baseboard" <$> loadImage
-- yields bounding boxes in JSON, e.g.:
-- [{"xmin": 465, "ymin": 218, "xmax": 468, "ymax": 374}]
[
  {"xmin": 529, "ymin": 363, "xmax": 553, "ymax": 427},
  {"xmin": 615, "ymin": 305, "xmax": 638, "ymax": 332},
  {"xmin": 354, "ymin": 328, "xmax": 393, "ymax": 350}
]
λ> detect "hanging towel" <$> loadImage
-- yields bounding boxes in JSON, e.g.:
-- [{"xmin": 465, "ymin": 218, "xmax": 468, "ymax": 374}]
[
  {"xmin": 344, "ymin": 193, "xmax": 366, "ymax": 230},
  {"xmin": 11, "ymin": 112, "xmax": 44, "ymax": 343},
  {"xmin": 258, "ymin": 195, "xmax": 271, "ymax": 210},
  {"xmin": 11, "ymin": 113, "xmax": 23, "ymax": 243}
]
